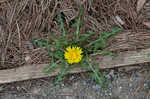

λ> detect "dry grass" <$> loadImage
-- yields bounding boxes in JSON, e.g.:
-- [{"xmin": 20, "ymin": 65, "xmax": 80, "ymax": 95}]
[{"xmin": 0, "ymin": 0, "xmax": 150, "ymax": 70}]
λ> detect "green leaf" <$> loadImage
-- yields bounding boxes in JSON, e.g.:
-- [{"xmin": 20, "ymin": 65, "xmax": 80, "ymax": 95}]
[
  {"xmin": 43, "ymin": 66, "xmax": 51, "ymax": 73},
  {"xmin": 43, "ymin": 59, "xmax": 61, "ymax": 73},
  {"xmin": 89, "ymin": 73, "xmax": 97, "ymax": 78},
  {"xmin": 96, "ymin": 75, "xmax": 104, "ymax": 85},
  {"xmin": 101, "ymin": 50, "xmax": 116, "ymax": 56},
  {"xmin": 72, "ymin": 7, "xmax": 84, "ymax": 40},
  {"xmin": 44, "ymin": 41, "xmax": 50, "ymax": 51},
  {"xmin": 80, "ymin": 56, "xmax": 88, "ymax": 70},
  {"xmin": 58, "ymin": 12, "xmax": 66, "ymax": 37},
  {"xmin": 32, "ymin": 38, "xmax": 37, "ymax": 45},
  {"xmin": 77, "ymin": 31, "xmax": 96, "ymax": 42},
  {"xmin": 88, "ymin": 31, "xmax": 96, "ymax": 35},
  {"xmin": 147, "ymin": 53, "xmax": 150, "ymax": 57},
  {"xmin": 87, "ymin": 59, "xmax": 104, "ymax": 86},
  {"xmin": 101, "ymin": 27, "xmax": 121, "ymax": 40},
  {"xmin": 88, "ymin": 37, "xmax": 107, "ymax": 49},
  {"xmin": 53, "ymin": 51, "xmax": 63, "ymax": 59},
  {"xmin": 94, "ymin": 67, "xmax": 99, "ymax": 73},
  {"xmin": 37, "ymin": 41, "xmax": 43, "ymax": 48},
  {"xmin": 101, "ymin": 32, "xmax": 108, "ymax": 35},
  {"xmin": 111, "ymin": 27, "xmax": 121, "ymax": 35},
  {"xmin": 54, "ymin": 65, "xmax": 69, "ymax": 85},
  {"xmin": 93, "ymin": 43, "xmax": 100, "ymax": 53},
  {"xmin": 79, "ymin": 7, "xmax": 83, "ymax": 17}
]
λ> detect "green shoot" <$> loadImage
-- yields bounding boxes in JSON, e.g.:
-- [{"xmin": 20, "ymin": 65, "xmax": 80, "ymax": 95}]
[
  {"xmin": 87, "ymin": 59, "xmax": 104, "ymax": 86},
  {"xmin": 72, "ymin": 8, "xmax": 83, "ymax": 40},
  {"xmin": 43, "ymin": 59, "xmax": 61, "ymax": 73},
  {"xmin": 54, "ymin": 63, "xmax": 69, "ymax": 85},
  {"xmin": 58, "ymin": 12, "xmax": 66, "ymax": 37}
]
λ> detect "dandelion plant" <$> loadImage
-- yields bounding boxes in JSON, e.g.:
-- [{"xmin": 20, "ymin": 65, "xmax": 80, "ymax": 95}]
[{"xmin": 32, "ymin": 7, "xmax": 122, "ymax": 86}]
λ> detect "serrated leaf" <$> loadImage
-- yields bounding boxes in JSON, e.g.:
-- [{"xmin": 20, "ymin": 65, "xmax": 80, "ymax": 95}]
[
  {"xmin": 43, "ymin": 59, "xmax": 61, "ymax": 73},
  {"xmin": 78, "ymin": 31, "xmax": 96, "ymax": 43},
  {"xmin": 58, "ymin": 12, "xmax": 66, "ymax": 36},
  {"xmin": 96, "ymin": 76, "xmax": 104, "ymax": 85},
  {"xmin": 94, "ymin": 68, "xmax": 99, "ymax": 73},
  {"xmin": 81, "ymin": 63, "xmax": 87, "ymax": 70},
  {"xmin": 88, "ymin": 31, "xmax": 96, "ymax": 34},
  {"xmin": 101, "ymin": 32, "xmax": 108, "ymax": 35},
  {"xmin": 37, "ymin": 41, "xmax": 43, "ymax": 48},
  {"xmin": 53, "ymin": 51, "xmax": 63, "ymax": 59},
  {"xmin": 79, "ymin": 7, "xmax": 83, "ymax": 17},
  {"xmin": 93, "ymin": 43, "xmax": 100, "ymax": 53},
  {"xmin": 32, "ymin": 38, "xmax": 37, "ymax": 45},
  {"xmin": 89, "ymin": 73, "xmax": 97, "ymax": 78},
  {"xmin": 43, "ymin": 66, "xmax": 51, "ymax": 73},
  {"xmin": 99, "ymin": 37, "xmax": 106, "ymax": 48},
  {"xmin": 44, "ymin": 41, "xmax": 50, "ymax": 51},
  {"xmin": 87, "ymin": 59, "xmax": 104, "ymax": 86},
  {"xmin": 72, "ymin": 8, "xmax": 84, "ymax": 40},
  {"xmin": 111, "ymin": 28, "xmax": 121, "ymax": 35},
  {"xmin": 54, "ymin": 65, "xmax": 69, "ymax": 85},
  {"xmin": 101, "ymin": 28, "xmax": 121, "ymax": 40},
  {"xmin": 101, "ymin": 50, "xmax": 116, "ymax": 56}
]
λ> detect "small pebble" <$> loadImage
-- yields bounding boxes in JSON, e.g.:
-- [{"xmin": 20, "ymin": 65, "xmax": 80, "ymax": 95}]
[
  {"xmin": 115, "ymin": 16, "xmax": 125, "ymax": 25},
  {"xmin": 62, "ymin": 88, "xmax": 73, "ymax": 93},
  {"xmin": 109, "ymin": 92, "xmax": 112, "ymax": 96},
  {"xmin": 69, "ymin": 76, "xmax": 75, "ymax": 80},
  {"xmin": 92, "ymin": 84, "xmax": 101, "ymax": 89},
  {"xmin": 129, "ymin": 83, "xmax": 132, "ymax": 87},
  {"xmin": 83, "ymin": 81, "xmax": 87, "ymax": 86},
  {"xmin": 25, "ymin": 56, "xmax": 31, "ymax": 62},
  {"xmin": 105, "ymin": 74, "xmax": 111, "ymax": 79},
  {"xmin": 110, "ymin": 70, "xmax": 115, "ymax": 78},
  {"xmin": 13, "ymin": 94, "xmax": 17, "ymax": 97},
  {"xmin": 119, "ymin": 86, "xmax": 122, "ymax": 89},
  {"xmin": 61, "ymin": 84, "xmax": 65, "ymax": 87},
  {"xmin": 56, "ymin": 85, "xmax": 60, "ymax": 88},
  {"xmin": 16, "ymin": 86, "xmax": 20, "ymax": 90},
  {"xmin": 144, "ymin": 83, "xmax": 147, "ymax": 87},
  {"xmin": 100, "ymin": 93, "xmax": 104, "ymax": 96}
]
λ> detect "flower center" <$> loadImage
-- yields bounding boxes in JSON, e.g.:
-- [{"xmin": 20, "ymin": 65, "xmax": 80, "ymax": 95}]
[{"xmin": 64, "ymin": 46, "xmax": 83, "ymax": 64}]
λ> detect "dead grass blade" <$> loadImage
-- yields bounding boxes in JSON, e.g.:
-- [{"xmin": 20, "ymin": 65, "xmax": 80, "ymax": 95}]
[
  {"xmin": 143, "ymin": 22, "xmax": 150, "ymax": 29},
  {"xmin": 137, "ymin": 0, "xmax": 146, "ymax": 12}
]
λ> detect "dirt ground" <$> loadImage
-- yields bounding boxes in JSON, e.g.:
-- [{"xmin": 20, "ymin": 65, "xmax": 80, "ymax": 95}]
[
  {"xmin": 1, "ymin": 0, "xmax": 150, "ymax": 99},
  {"xmin": 0, "ymin": 64, "xmax": 150, "ymax": 99}
]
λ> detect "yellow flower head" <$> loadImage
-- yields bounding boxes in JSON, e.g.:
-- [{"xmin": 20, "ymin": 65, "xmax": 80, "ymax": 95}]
[{"xmin": 64, "ymin": 46, "xmax": 83, "ymax": 64}]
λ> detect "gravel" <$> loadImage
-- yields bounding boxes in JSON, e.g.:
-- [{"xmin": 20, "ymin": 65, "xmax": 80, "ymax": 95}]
[{"xmin": 0, "ymin": 65, "xmax": 150, "ymax": 99}]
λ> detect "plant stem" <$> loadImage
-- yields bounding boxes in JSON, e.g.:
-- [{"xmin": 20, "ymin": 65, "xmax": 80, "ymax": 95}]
[{"xmin": 88, "ymin": 61, "xmax": 102, "ymax": 83}]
